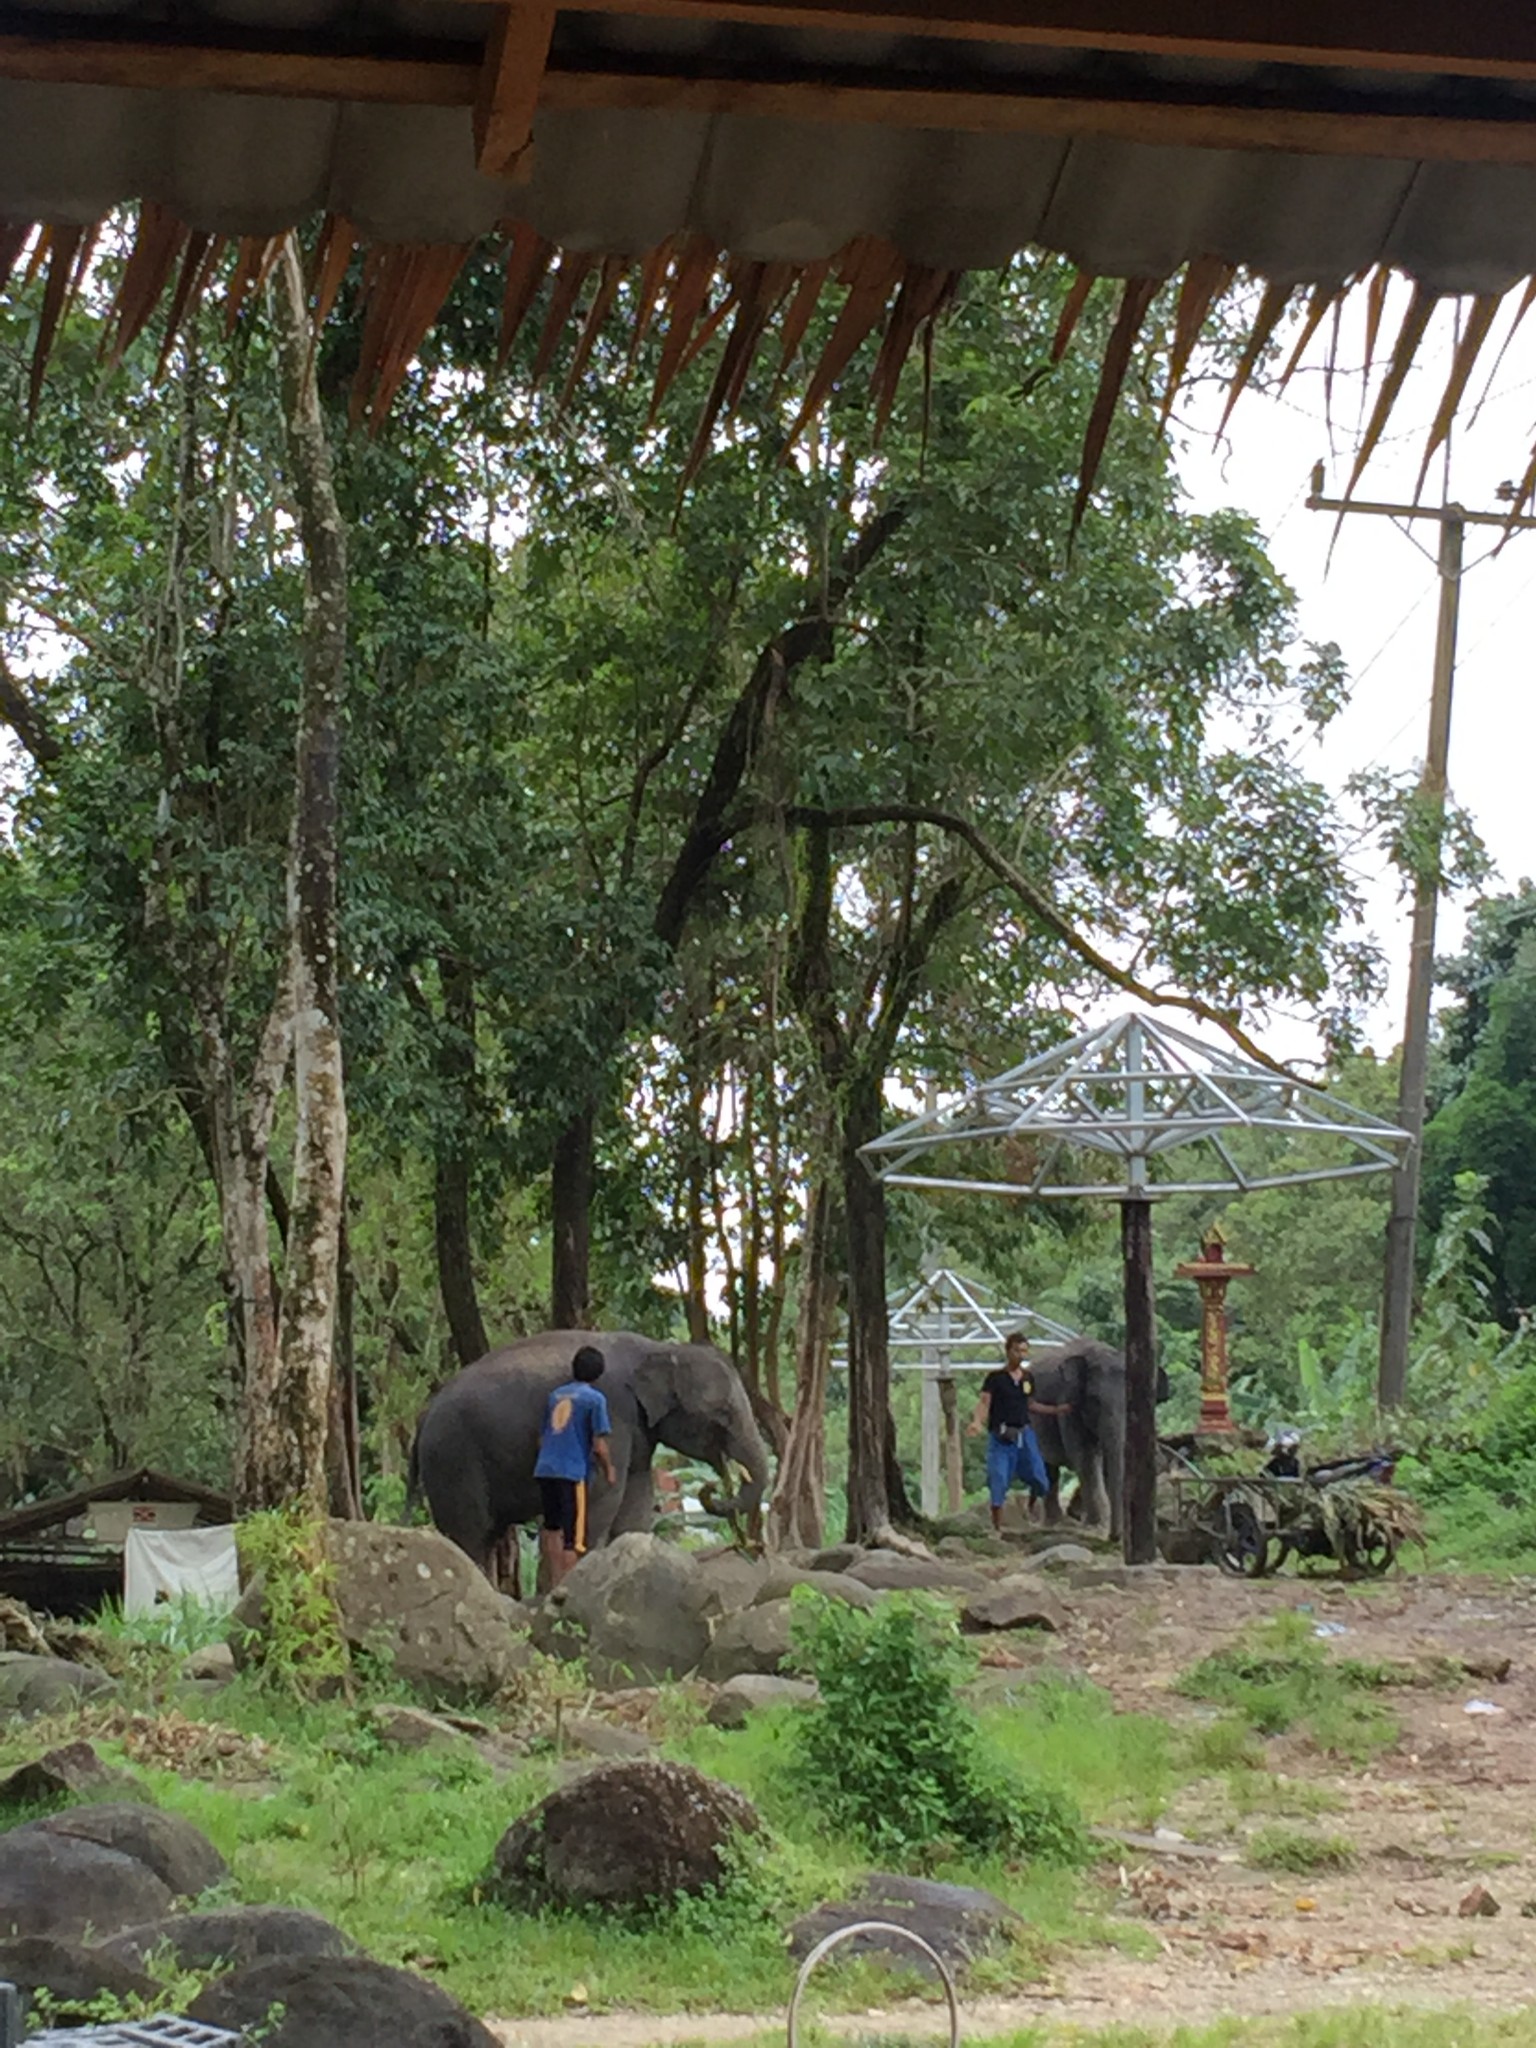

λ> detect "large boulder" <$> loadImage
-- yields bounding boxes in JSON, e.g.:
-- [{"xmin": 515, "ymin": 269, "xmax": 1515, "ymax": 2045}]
[
  {"xmin": 531, "ymin": 1535, "xmax": 713, "ymax": 1685},
  {"xmin": 846, "ymin": 1552, "xmax": 984, "ymax": 1594},
  {"xmin": 706, "ymin": 1674, "xmax": 817, "ymax": 1729},
  {"xmin": 691, "ymin": 1546, "xmax": 772, "ymax": 1618},
  {"xmin": 0, "ymin": 1653, "xmax": 116, "ymax": 1719},
  {"xmin": 238, "ymin": 1522, "xmax": 526, "ymax": 1704},
  {"xmin": 789, "ymin": 1873, "xmax": 1021, "ymax": 1977},
  {"xmin": 959, "ymin": 1580, "xmax": 1069, "ymax": 1634},
  {"xmin": 27, "ymin": 1803, "xmax": 227, "ymax": 1899},
  {"xmin": 753, "ymin": 1567, "xmax": 878, "ymax": 1611},
  {"xmin": 0, "ymin": 1936, "xmax": 157, "ymax": 2021},
  {"xmin": 697, "ymin": 1599, "xmax": 793, "ymax": 1682},
  {"xmin": 188, "ymin": 1956, "xmax": 498, "ymax": 2048},
  {"xmin": 0, "ymin": 1828, "xmax": 173, "ymax": 1939},
  {"xmin": 102, "ymin": 1905, "xmax": 355, "ymax": 1974},
  {"xmin": 493, "ymin": 1760, "xmax": 759, "ymax": 1909},
  {"xmin": 0, "ymin": 1742, "xmax": 134, "ymax": 1806}
]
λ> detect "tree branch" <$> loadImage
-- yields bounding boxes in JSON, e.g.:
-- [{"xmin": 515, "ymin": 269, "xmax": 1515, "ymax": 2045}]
[
  {"xmin": 781, "ymin": 801, "xmax": 1293, "ymax": 1075},
  {"xmin": 652, "ymin": 503, "xmax": 908, "ymax": 949},
  {"xmin": 0, "ymin": 656, "xmax": 63, "ymax": 766}
]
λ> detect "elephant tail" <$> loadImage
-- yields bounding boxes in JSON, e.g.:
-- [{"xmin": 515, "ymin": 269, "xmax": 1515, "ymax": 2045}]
[{"xmin": 404, "ymin": 1419, "xmax": 424, "ymax": 1519}]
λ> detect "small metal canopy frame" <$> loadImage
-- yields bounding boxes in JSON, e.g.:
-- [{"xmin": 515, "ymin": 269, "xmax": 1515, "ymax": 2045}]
[
  {"xmin": 861, "ymin": 1012, "xmax": 1410, "ymax": 1563},
  {"xmin": 834, "ymin": 1265, "xmax": 1078, "ymax": 1514}
]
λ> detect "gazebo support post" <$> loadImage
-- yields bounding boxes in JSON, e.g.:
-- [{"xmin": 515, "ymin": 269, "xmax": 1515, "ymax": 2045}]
[
  {"xmin": 939, "ymin": 1376, "xmax": 963, "ymax": 1514},
  {"xmin": 1120, "ymin": 1195, "xmax": 1159, "ymax": 1567}
]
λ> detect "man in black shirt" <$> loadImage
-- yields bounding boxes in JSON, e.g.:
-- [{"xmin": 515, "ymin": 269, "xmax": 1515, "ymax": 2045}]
[{"xmin": 968, "ymin": 1330, "xmax": 1051, "ymax": 1532}]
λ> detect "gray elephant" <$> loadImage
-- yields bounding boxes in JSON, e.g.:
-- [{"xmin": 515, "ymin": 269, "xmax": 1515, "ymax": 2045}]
[
  {"xmin": 409, "ymin": 1330, "xmax": 771, "ymax": 1577},
  {"xmin": 1029, "ymin": 1340, "xmax": 1170, "ymax": 1543}
]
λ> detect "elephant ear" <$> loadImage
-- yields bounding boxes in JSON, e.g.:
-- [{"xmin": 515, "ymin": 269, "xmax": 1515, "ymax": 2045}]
[{"xmin": 632, "ymin": 1348, "xmax": 681, "ymax": 1433}]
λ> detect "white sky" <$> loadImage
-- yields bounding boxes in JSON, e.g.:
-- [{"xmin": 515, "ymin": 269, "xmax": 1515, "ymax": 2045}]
[{"xmin": 1172, "ymin": 291, "xmax": 1536, "ymax": 1068}]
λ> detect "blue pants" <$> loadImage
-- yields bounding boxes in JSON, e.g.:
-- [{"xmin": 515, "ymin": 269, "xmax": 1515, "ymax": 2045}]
[{"xmin": 986, "ymin": 1428, "xmax": 1049, "ymax": 1507}]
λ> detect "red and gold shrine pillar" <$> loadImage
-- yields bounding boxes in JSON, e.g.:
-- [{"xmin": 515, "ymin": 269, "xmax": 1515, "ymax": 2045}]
[{"xmin": 1174, "ymin": 1225, "xmax": 1255, "ymax": 1435}]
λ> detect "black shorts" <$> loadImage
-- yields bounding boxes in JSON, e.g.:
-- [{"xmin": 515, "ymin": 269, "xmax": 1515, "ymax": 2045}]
[{"xmin": 538, "ymin": 1477, "xmax": 588, "ymax": 1552}]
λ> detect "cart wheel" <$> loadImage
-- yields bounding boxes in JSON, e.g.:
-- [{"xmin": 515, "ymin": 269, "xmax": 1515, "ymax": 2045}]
[
  {"xmin": 1215, "ymin": 1499, "xmax": 1272, "ymax": 1578},
  {"xmin": 1346, "ymin": 1526, "xmax": 1396, "ymax": 1576}
]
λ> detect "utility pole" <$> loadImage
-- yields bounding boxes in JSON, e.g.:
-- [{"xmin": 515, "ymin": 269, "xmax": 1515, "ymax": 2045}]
[{"xmin": 1307, "ymin": 468, "xmax": 1536, "ymax": 1409}]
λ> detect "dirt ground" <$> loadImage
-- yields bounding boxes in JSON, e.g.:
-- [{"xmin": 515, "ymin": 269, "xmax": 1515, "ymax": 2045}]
[{"xmin": 491, "ymin": 1567, "xmax": 1536, "ymax": 2046}]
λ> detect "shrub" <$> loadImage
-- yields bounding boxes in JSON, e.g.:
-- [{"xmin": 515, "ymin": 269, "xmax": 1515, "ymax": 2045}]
[
  {"xmin": 236, "ymin": 1506, "xmax": 350, "ymax": 1698},
  {"xmin": 785, "ymin": 1590, "xmax": 1086, "ymax": 1865}
]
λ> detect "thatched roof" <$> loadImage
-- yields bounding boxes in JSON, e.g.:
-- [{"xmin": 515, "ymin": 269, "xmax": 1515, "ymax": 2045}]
[{"xmin": 7, "ymin": 5, "xmax": 1536, "ymax": 502}]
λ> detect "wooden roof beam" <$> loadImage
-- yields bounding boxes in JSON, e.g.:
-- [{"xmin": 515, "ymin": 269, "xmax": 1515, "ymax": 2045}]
[
  {"xmin": 555, "ymin": 0, "xmax": 1536, "ymax": 81},
  {"xmin": 475, "ymin": 0, "xmax": 555, "ymax": 175},
  {"xmin": 7, "ymin": 33, "xmax": 1536, "ymax": 171}
]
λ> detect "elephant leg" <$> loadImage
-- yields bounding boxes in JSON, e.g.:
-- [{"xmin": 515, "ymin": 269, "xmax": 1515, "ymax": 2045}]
[
  {"xmin": 1041, "ymin": 1466, "xmax": 1064, "ymax": 1525},
  {"xmin": 1060, "ymin": 1415, "xmax": 1108, "ymax": 1530},
  {"xmin": 610, "ymin": 1467, "xmax": 655, "ymax": 1536}
]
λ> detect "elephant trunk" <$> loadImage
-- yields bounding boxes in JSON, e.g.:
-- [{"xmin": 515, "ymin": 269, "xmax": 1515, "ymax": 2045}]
[{"xmin": 708, "ymin": 1429, "xmax": 772, "ymax": 1519}]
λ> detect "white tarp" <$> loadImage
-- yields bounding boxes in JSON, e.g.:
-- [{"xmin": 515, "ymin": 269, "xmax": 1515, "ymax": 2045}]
[{"xmin": 123, "ymin": 1525, "xmax": 240, "ymax": 1618}]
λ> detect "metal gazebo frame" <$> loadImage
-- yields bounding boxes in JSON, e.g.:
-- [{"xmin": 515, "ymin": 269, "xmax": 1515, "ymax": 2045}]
[
  {"xmin": 862, "ymin": 1012, "xmax": 1411, "ymax": 1564},
  {"xmin": 834, "ymin": 1266, "xmax": 1077, "ymax": 1515}
]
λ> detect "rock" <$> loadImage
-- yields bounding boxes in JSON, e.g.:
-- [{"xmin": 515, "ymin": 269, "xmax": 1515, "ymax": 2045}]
[
  {"xmin": 1065, "ymin": 1564, "xmax": 1184, "ymax": 1591},
  {"xmin": 1464, "ymin": 1655, "xmax": 1514, "ymax": 1684},
  {"xmin": 493, "ymin": 1760, "xmax": 759, "ymax": 1910},
  {"xmin": 753, "ymin": 1567, "xmax": 878, "ymax": 1611},
  {"xmin": 531, "ymin": 1535, "xmax": 713, "ymax": 1685},
  {"xmin": 789, "ymin": 1873, "xmax": 1021, "ymax": 1976},
  {"xmin": 698, "ymin": 1600, "xmax": 793, "ymax": 1682},
  {"xmin": 692, "ymin": 1548, "xmax": 772, "ymax": 1619},
  {"xmin": 706, "ymin": 1675, "xmax": 817, "ymax": 1729},
  {"xmin": 182, "ymin": 1642, "xmax": 236, "ymax": 1684},
  {"xmin": 0, "ymin": 1652, "xmax": 116, "ymax": 1719},
  {"xmin": 325, "ymin": 1522, "xmax": 527, "ymax": 1703},
  {"xmin": 809, "ymin": 1544, "xmax": 866, "ymax": 1574},
  {"xmin": 28, "ymin": 1802, "xmax": 227, "ymax": 1899},
  {"xmin": 368, "ymin": 1702, "xmax": 474, "ymax": 1751},
  {"xmin": 0, "ymin": 1741, "xmax": 134, "ymax": 1806},
  {"xmin": 1460, "ymin": 1884, "xmax": 1501, "ymax": 1918},
  {"xmin": 959, "ymin": 1580, "xmax": 1069, "ymax": 1634},
  {"xmin": 846, "ymin": 1552, "xmax": 984, "ymax": 1594},
  {"xmin": 1022, "ymin": 1542, "xmax": 1098, "ymax": 1572},
  {"xmin": 0, "ymin": 1936, "xmax": 157, "ymax": 2021},
  {"xmin": 188, "ymin": 1955, "xmax": 499, "ymax": 2048},
  {"xmin": 562, "ymin": 1716, "xmax": 654, "ymax": 1760},
  {"xmin": 102, "ymin": 1905, "xmax": 356, "ymax": 1974},
  {"xmin": 0, "ymin": 1828, "xmax": 174, "ymax": 1939}
]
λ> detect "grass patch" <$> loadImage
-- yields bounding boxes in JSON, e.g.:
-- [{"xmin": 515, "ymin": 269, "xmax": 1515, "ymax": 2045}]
[
  {"xmin": 1175, "ymin": 1611, "xmax": 1399, "ymax": 1761},
  {"xmin": 1226, "ymin": 1772, "xmax": 1345, "ymax": 1820},
  {"xmin": 1246, "ymin": 1824, "xmax": 1356, "ymax": 1873}
]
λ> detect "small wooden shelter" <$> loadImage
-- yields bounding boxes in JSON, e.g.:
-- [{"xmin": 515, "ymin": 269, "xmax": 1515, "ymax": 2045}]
[{"xmin": 0, "ymin": 1467, "xmax": 234, "ymax": 1617}]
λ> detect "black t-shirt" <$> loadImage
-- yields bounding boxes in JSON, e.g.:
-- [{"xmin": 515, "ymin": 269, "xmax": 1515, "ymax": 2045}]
[{"xmin": 983, "ymin": 1366, "xmax": 1035, "ymax": 1435}]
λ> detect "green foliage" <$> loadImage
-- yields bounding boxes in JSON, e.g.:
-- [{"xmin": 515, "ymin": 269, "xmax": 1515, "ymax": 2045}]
[
  {"xmin": 1246, "ymin": 1824, "xmax": 1357, "ymax": 1874},
  {"xmin": 234, "ymin": 1509, "xmax": 351, "ymax": 1696},
  {"xmin": 785, "ymin": 1591, "xmax": 1087, "ymax": 1864},
  {"xmin": 94, "ymin": 1593, "xmax": 232, "ymax": 1657},
  {"xmin": 1175, "ymin": 1613, "xmax": 1398, "ymax": 1761}
]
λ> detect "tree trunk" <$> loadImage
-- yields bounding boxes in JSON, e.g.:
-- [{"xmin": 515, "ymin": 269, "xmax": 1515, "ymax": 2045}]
[
  {"xmin": 768, "ymin": 1177, "xmax": 836, "ymax": 1551},
  {"xmin": 551, "ymin": 1101, "xmax": 594, "ymax": 1328},
  {"xmin": 327, "ymin": 1202, "xmax": 363, "ymax": 1519},
  {"xmin": 434, "ymin": 956, "xmax": 490, "ymax": 1366},
  {"xmin": 842, "ymin": 1069, "xmax": 900, "ymax": 1543},
  {"xmin": 242, "ymin": 234, "xmax": 349, "ymax": 1514}
]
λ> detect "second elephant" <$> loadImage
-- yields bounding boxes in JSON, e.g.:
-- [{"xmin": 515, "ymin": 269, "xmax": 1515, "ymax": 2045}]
[
  {"xmin": 1029, "ymin": 1340, "xmax": 1169, "ymax": 1543},
  {"xmin": 409, "ymin": 1329, "xmax": 771, "ymax": 1576}
]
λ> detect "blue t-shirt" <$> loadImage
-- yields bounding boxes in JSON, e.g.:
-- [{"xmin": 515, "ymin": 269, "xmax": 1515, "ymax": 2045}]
[{"xmin": 533, "ymin": 1381, "xmax": 612, "ymax": 1481}]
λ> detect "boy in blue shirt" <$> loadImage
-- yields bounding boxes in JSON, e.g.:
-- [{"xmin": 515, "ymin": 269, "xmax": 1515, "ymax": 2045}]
[{"xmin": 535, "ymin": 1344, "xmax": 617, "ymax": 1588}]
